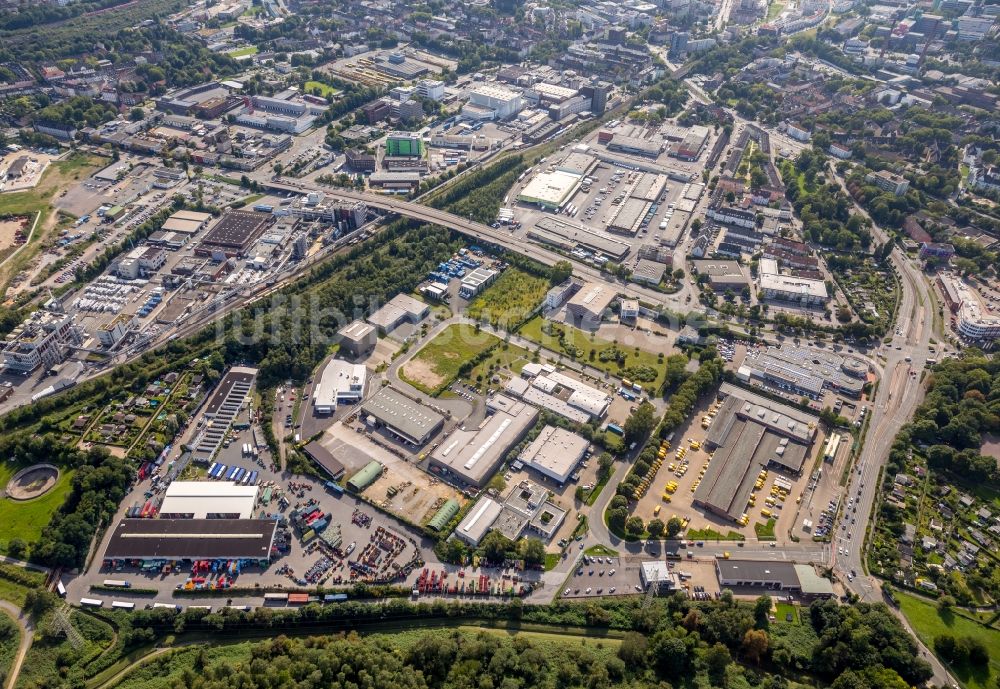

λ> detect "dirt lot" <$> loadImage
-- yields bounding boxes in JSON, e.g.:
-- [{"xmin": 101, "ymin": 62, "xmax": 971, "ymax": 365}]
[
  {"xmin": 630, "ymin": 395, "xmax": 819, "ymax": 544},
  {"xmin": 0, "ymin": 215, "xmax": 29, "ymax": 254},
  {"xmin": 0, "ymin": 152, "xmax": 53, "ymax": 192},
  {"xmin": 320, "ymin": 423, "xmax": 466, "ymax": 528}
]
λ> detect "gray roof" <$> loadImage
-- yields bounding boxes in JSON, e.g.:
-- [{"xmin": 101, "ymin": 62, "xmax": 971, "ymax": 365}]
[
  {"xmin": 361, "ymin": 386, "xmax": 444, "ymax": 444},
  {"xmin": 104, "ymin": 519, "xmax": 276, "ymax": 560}
]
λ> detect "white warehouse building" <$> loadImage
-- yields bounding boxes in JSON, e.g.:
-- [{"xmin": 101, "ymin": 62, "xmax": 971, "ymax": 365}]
[
  {"xmin": 465, "ymin": 85, "xmax": 523, "ymax": 120},
  {"xmin": 158, "ymin": 481, "xmax": 259, "ymax": 519}
]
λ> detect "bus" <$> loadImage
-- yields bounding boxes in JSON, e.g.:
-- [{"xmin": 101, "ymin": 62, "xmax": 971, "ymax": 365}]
[
  {"xmin": 103, "ymin": 579, "xmax": 130, "ymax": 588},
  {"xmin": 264, "ymin": 592, "xmax": 288, "ymax": 602},
  {"xmin": 153, "ymin": 603, "xmax": 180, "ymax": 610},
  {"xmin": 111, "ymin": 601, "xmax": 135, "ymax": 610},
  {"xmin": 80, "ymin": 598, "xmax": 103, "ymax": 607},
  {"xmin": 56, "ymin": 580, "xmax": 67, "ymax": 597}
]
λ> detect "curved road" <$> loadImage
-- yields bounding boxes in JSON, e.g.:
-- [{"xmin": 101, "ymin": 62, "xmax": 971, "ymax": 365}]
[
  {"xmin": 0, "ymin": 600, "xmax": 32, "ymax": 689},
  {"xmin": 826, "ymin": 165, "xmax": 953, "ymax": 687}
]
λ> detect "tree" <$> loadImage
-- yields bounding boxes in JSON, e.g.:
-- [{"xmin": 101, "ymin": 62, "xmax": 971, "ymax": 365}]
[
  {"xmin": 518, "ymin": 537, "xmax": 545, "ymax": 566},
  {"xmin": 550, "ymin": 260, "xmax": 573, "ymax": 285},
  {"xmin": 753, "ymin": 595, "xmax": 772, "ymax": 628},
  {"xmin": 6, "ymin": 538, "xmax": 26, "ymax": 559},
  {"xmin": 651, "ymin": 633, "xmax": 691, "ymax": 675},
  {"xmin": 704, "ymin": 642, "xmax": 732, "ymax": 680},
  {"xmin": 742, "ymin": 629, "xmax": 769, "ymax": 665},
  {"xmin": 618, "ymin": 631, "xmax": 649, "ymax": 668},
  {"xmin": 666, "ymin": 517, "xmax": 683, "ymax": 538},
  {"xmin": 625, "ymin": 516, "xmax": 645, "ymax": 536},
  {"xmin": 478, "ymin": 530, "xmax": 513, "ymax": 563},
  {"xmin": 597, "ymin": 452, "xmax": 614, "ymax": 481},
  {"xmin": 624, "ymin": 402, "xmax": 656, "ymax": 443},
  {"xmin": 23, "ymin": 589, "xmax": 57, "ymax": 621},
  {"xmin": 647, "ymin": 518, "xmax": 665, "ymax": 538}
]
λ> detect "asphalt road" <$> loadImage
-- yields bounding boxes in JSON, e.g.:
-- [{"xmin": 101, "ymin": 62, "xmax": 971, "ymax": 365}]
[{"xmin": 0, "ymin": 600, "xmax": 32, "ymax": 689}]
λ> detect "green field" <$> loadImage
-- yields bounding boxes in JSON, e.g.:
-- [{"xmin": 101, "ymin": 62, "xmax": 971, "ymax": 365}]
[
  {"xmin": 465, "ymin": 268, "xmax": 549, "ymax": 330},
  {"xmin": 304, "ymin": 80, "xmax": 341, "ymax": 99},
  {"xmin": 227, "ymin": 45, "xmax": 258, "ymax": 57},
  {"xmin": 0, "ymin": 469, "xmax": 75, "ymax": 554},
  {"xmin": 775, "ymin": 602, "xmax": 799, "ymax": 624},
  {"xmin": 754, "ymin": 518, "xmax": 777, "ymax": 540},
  {"xmin": 465, "ymin": 340, "xmax": 532, "ymax": 392},
  {"xmin": 519, "ymin": 316, "xmax": 666, "ymax": 389},
  {"xmin": 896, "ymin": 591, "xmax": 1000, "ymax": 689},
  {"xmin": 686, "ymin": 527, "xmax": 745, "ymax": 541},
  {"xmin": 400, "ymin": 324, "xmax": 501, "ymax": 395}
]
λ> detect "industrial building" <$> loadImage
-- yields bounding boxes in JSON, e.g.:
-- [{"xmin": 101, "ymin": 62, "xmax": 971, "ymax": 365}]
[
  {"xmin": 459, "ymin": 267, "xmax": 499, "ymax": 298},
  {"xmin": 302, "ymin": 441, "xmax": 345, "ymax": 480},
  {"xmin": 565, "ymin": 282, "xmax": 617, "ymax": 327},
  {"xmin": 693, "ymin": 385, "xmax": 818, "ymax": 522},
  {"xmin": 517, "ymin": 169, "xmax": 582, "ymax": 210},
  {"xmin": 454, "ymin": 497, "xmax": 504, "ymax": 546},
  {"xmin": 385, "ymin": 132, "xmax": 424, "ymax": 157},
  {"xmin": 347, "ymin": 460, "xmax": 385, "ymax": 491},
  {"xmin": 1, "ymin": 311, "xmax": 80, "ymax": 374},
  {"xmin": 737, "ymin": 345, "xmax": 867, "ymax": 399},
  {"xmin": 641, "ymin": 561, "xmax": 681, "ymax": 591},
  {"xmin": 337, "ymin": 320, "xmax": 377, "ymax": 358},
  {"xmin": 529, "ymin": 217, "xmax": 631, "ymax": 261},
  {"xmin": 465, "ymin": 85, "xmax": 523, "ymax": 120},
  {"xmin": 493, "ymin": 479, "xmax": 567, "ymax": 542},
  {"xmin": 196, "ymin": 210, "xmax": 272, "ymax": 259},
  {"xmin": 429, "ymin": 398, "xmax": 538, "ymax": 486},
  {"xmin": 691, "ymin": 260, "xmax": 750, "ymax": 290},
  {"xmin": 503, "ymin": 378, "xmax": 591, "ymax": 424},
  {"xmin": 158, "ymin": 481, "xmax": 259, "ymax": 519},
  {"xmin": 517, "ymin": 425, "xmax": 589, "ymax": 484},
  {"xmin": 104, "ymin": 519, "xmax": 278, "ymax": 561},
  {"xmin": 312, "ymin": 359, "xmax": 367, "ymax": 414},
  {"xmin": 715, "ymin": 559, "xmax": 834, "ymax": 598},
  {"xmin": 192, "ymin": 366, "xmax": 257, "ymax": 462},
  {"xmin": 360, "ymin": 386, "xmax": 444, "ymax": 445},
  {"xmin": 367, "ymin": 293, "xmax": 430, "ymax": 333}
]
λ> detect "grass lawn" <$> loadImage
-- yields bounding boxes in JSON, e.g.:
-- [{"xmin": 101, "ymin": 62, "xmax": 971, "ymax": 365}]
[
  {"xmin": 227, "ymin": 45, "xmax": 258, "ymax": 57},
  {"xmin": 585, "ymin": 544, "xmax": 618, "ymax": 556},
  {"xmin": 774, "ymin": 602, "xmax": 799, "ymax": 624},
  {"xmin": 755, "ymin": 518, "xmax": 777, "ymax": 540},
  {"xmin": 544, "ymin": 553, "xmax": 561, "ymax": 571},
  {"xmin": 585, "ymin": 472, "xmax": 611, "ymax": 506},
  {"xmin": 400, "ymin": 324, "xmax": 501, "ymax": 395},
  {"xmin": 896, "ymin": 591, "xmax": 1000, "ymax": 689},
  {"xmin": 304, "ymin": 80, "xmax": 340, "ymax": 99},
  {"xmin": 466, "ymin": 269, "xmax": 549, "ymax": 331},
  {"xmin": 519, "ymin": 316, "xmax": 666, "ymax": 390},
  {"xmin": 0, "ymin": 469, "xmax": 75, "ymax": 554},
  {"xmin": 465, "ymin": 340, "xmax": 532, "ymax": 393},
  {"xmin": 766, "ymin": 0, "xmax": 786, "ymax": 20},
  {"xmin": 0, "ymin": 577, "xmax": 31, "ymax": 606},
  {"xmin": 686, "ymin": 527, "xmax": 745, "ymax": 541}
]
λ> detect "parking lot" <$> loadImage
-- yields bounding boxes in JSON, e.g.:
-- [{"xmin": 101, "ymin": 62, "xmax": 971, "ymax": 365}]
[{"xmin": 628, "ymin": 394, "xmax": 823, "ymax": 545}]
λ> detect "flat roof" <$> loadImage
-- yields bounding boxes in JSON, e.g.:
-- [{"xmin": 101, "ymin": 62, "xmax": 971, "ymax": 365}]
[
  {"xmin": 530, "ymin": 217, "xmax": 631, "ymax": 261},
  {"xmin": 455, "ymin": 496, "xmax": 503, "ymax": 544},
  {"xmin": 518, "ymin": 169, "xmax": 581, "ymax": 207},
  {"xmin": 200, "ymin": 210, "xmax": 270, "ymax": 250},
  {"xmin": 313, "ymin": 359, "xmax": 366, "ymax": 409},
  {"xmin": 339, "ymin": 320, "xmax": 376, "ymax": 341},
  {"xmin": 694, "ymin": 418, "xmax": 766, "ymax": 521},
  {"xmin": 633, "ymin": 258, "xmax": 667, "ymax": 284},
  {"xmin": 716, "ymin": 559, "xmax": 799, "ymax": 587},
  {"xmin": 759, "ymin": 272, "xmax": 828, "ymax": 299},
  {"xmin": 159, "ymin": 481, "xmax": 258, "ymax": 519},
  {"xmin": 430, "ymin": 402, "xmax": 538, "ymax": 485},
  {"xmin": 161, "ymin": 218, "xmax": 205, "ymax": 234},
  {"xmin": 607, "ymin": 197, "xmax": 650, "ymax": 234},
  {"xmin": 518, "ymin": 425, "xmax": 589, "ymax": 483},
  {"xmin": 545, "ymin": 371, "xmax": 610, "ymax": 418},
  {"xmin": 367, "ymin": 293, "xmax": 428, "ymax": 331},
  {"xmin": 360, "ymin": 386, "xmax": 444, "ymax": 444},
  {"xmin": 504, "ymin": 378, "xmax": 590, "ymax": 423},
  {"xmin": 104, "ymin": 519, "xmax": 277, "ymax": 560},
  {"xmin": 556, "ymin": 151, "xmax": 596, "ymax": 176},
  {"xmin": 566, "ymin": 281, "xmax": 618, "ymax": 318}
]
